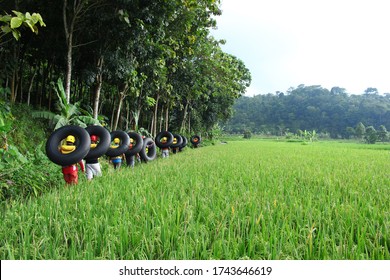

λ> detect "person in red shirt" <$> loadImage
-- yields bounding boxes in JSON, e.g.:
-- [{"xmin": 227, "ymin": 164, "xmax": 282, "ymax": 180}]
[{"xmin": 60, "ymin": 135, "xmax": 85, "ymax": 185}]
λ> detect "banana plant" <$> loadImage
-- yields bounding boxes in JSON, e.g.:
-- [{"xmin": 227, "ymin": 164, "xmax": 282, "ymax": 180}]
[
  {"xmin": 33, "ymin": 78, "xmax": 100, "ymax": 130},
  {"xmin": 302, "ymin": 129, "xmax": 317, "ymax": 142}
]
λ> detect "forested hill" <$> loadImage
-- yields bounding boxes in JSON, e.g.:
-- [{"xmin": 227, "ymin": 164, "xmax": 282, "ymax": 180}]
[{"xmin": 225, "ymin": 85, "xmax": 390, "ymax": 139}]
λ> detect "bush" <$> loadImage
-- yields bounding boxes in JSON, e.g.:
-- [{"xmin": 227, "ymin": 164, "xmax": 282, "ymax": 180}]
[
  {"xmin": 0, "ymin": 145, "xmax": 61, "ymax": 201},
  {"xmin": 243, "ymin": 130, "xmax": 252, "ymax": 139},
  {"xmin": 0, "ymin": 103, "xmax": 62, "ymax": 201},
  {"xmin": 364, "ymin": 126, "xmax": 377, "ymax": 144}
]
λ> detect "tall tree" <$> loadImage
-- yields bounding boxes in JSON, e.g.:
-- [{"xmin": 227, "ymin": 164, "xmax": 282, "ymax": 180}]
[{"xmin": 62, "ymin": 0, "xmax": 103, "ymax": 103}]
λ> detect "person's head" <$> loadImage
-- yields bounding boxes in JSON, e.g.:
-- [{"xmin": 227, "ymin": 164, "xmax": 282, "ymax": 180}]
[
  {"xmin": 90, "ymin": 135, "xmax": 98, "ymax": 143},
  {"xmin": 114, "ymin": 138, "xmax": 120, "ymax": 144},
  {"xmin": 161, "ymin": 137, "xmax": 167, "ymax": 143},
  {"xmin": 130, "ymin": 138, "xmax": 134, "ymax": 144},
  {"xmin": 173, "ymin": 137, "xmax": 177, "ymax": 144},
  {"xmin": 66, "ymin": 135, "xmax": 75, "ymax": 145}
]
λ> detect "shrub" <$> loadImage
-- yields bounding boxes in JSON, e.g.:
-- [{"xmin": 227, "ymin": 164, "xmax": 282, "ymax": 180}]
[
  {"xmin": 243, "ymin": 129, "xmax": 252, "ymax": 139},
  {"xmin": 0, "ymin": 103, "xmax": 62, "ymax": 201},
  {"xmin": 364, "ymin": 126, "xmax": 377, "ymax": 144}
]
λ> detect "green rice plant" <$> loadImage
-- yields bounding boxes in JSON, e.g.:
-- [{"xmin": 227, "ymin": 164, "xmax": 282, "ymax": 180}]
[{"xmin": 0, "ymin": 140, "xmax": 389, "ymax": 259}]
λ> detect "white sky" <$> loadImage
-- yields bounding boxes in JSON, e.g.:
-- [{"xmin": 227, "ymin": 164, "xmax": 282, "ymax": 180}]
[{"xmin": 212, "ymin": 0, "xmax": 390, "ymax": 96}]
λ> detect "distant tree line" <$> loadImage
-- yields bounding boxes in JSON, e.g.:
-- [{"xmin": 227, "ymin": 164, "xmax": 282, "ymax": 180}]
[
  {"xmin": 224, "ymin": 85, "xmax": 390, "ymax": 142},
  {"xmin": 0, "ymin": 0, "xmax": 251, "ymax": 137}
]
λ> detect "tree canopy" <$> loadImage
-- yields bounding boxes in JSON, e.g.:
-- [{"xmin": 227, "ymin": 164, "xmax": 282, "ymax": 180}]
[{"xmin": 0, "ymin": 0, "xmax": 251, "ymax": 136}]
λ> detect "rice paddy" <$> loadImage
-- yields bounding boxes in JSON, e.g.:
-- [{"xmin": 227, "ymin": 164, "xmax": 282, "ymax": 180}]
[{"xmin": 1, "ymin": 140, "xmax": 389, "ymax": 259}]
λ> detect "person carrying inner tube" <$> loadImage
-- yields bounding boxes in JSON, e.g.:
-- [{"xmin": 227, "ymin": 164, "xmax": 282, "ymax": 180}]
[
  {"xmin": 161, "ymin": 137, "xmax": 169, "ymax": 158},
  {"xmin": 60, "ymin": 135, "xmax": 85, "ymax": 185},
  {"xmin": 109, "ymin": 137, "xmax": 124, "ymax": 169},
  {"xmin": 125, "ymin": 138, "xmax": 136, "ymax": 168},
  {"xmin": 171, "ymin": 137, "xmax": 179, "ymax": 154},
  {"xmin": 192, "ymin": 136, "xmax": 200, "ymax": 148},
  {"xmin": 85, "ymin": 135, "xmax": 102, "ymax": 181}
]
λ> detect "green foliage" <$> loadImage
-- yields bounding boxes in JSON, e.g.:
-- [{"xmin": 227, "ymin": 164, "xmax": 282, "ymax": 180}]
[
  {"xmin": 204, "ymin": 124, "xmax": 224, "ymax": 140},
  {"xmin": 302, "ymin": 130, "xmax": 317, "ymax": 142},
  {"xmin": 243, "ymin": 129, "xmax": 252, "ymax": 139},
  {"xmin": 0, "ymin": 87, "xmax": 11, "ymax": 99},
  {"xmin": 0, "ymin": 100, "xmax": 13, "ymax": 135},
  {"xmin": 0, "ymin": 104, "xmax": 61, "ymax": 201},
  {"xmin": 0, "ymin": 10, "xmax": 45, "ymax": 41},
  {"xmin": 355, "ymin": 122, "xmax": 366, "ymax": 139},
  {"xmin": 0, "ymin": 144, "xmax": 61, "ymax": 201},
  {"xmin": 377, "ymin": 125, "xmax": 389, "ymax": 142},
  {"xmin": 364, "ymin": 126, "xmax": 378, "ymax": 144},
  {"xmin": 138, "ymin": 127, "xmax": 152, "ymax": 137},
  {"xmin": 1, "ymin": 0, "xmax": 249, "ymax": 135},
  {"xmin": 225, "ymin": 86, "xmax": 390, "ymax": 139},
  {"xmin": 32, "ymin": 79, "xmax": 100, "ymax": 129}
]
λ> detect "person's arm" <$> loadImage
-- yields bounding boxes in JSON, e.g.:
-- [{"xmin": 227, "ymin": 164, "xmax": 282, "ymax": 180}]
[{"xmin": 79, "ymin": 160, "xmax": 85, "ymax": 172}]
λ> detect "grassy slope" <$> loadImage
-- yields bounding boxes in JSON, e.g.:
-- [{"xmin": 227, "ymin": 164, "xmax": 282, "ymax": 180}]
[
  {"xmin": 1, "ymin": 104, "xmax": 62, "ymax": 200},
  {"xmin": 1, "ymin": 140, "xmax": 389, "ymax": 260}
]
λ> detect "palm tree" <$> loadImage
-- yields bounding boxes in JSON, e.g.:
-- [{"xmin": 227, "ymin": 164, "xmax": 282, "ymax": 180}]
[{"xmin": 33, "ymin": 78, "xmax": 100, "ymax": 130}]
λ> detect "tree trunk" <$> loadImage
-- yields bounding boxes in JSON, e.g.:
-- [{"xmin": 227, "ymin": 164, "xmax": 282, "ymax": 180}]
[
  {"xmin": 10, "ymin": 45, "xmax": 19, "ymax": 104},
  {"xmin": 27, "ymin": 69, "xmax": 36, "ymax": 106},
  {"xmin": 113, "ymin": 84, "xmax": 129, "ymax": 131},
  {"xmin": 151, "ymin": 93, "xmax": 160, "ymax": 137},
  {"xmin": 112, "ymin": 97, "xmax": 125, "ymax": 130},
  {"xmin": 65, "ymin": 34, "xmax": 73, "ymax": 103},
  {"xmin": 63, "ymin": 0, "xmax": 85, "ymax": 104},
  {"xmin": 63, "ymin": 0, "xmax": 73, "ymax": 103},
  {"xmin": 188, "ymin": 110, "xmax": 191, "ymax": 133},
  {"xmin": 47, "ymin": 64, "xmax": 54, "ymax": 111},
  {"xmin": 159, "ymin": 106, "xmax": 164, "ymax": 132},
  {"xmin": 93, "ymin": 56, "xmax": 104, "ymax": 119},
  {"xmin": 132, "ymin": 109, "xmax": 140, "ymax": 131},
  {"xmin": 19, "ymin": 69, "xmax": 23, "ymax": 103},
  {"xmin": 110, "ymin": 100, "xmax": 116, "ymax": 130},
  {"xmin": 180, "ymin": 100, "xmax": 189, "ymax": 133},
  {"xmin": 10, "ymin": 70, "xmax": 16, "ymax": 103},
  {"xmin": 165, "ymin": 101, "xmax": 170, "ymax": 131},
  {"xmin": 125, "ymin": 102, "xmax": 130, "ymax": 131}
]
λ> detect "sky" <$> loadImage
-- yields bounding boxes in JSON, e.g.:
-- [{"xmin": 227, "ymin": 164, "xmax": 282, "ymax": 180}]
[{"xmin": 211, "ymin": 0, "xmax": 390, "ymax": 96}]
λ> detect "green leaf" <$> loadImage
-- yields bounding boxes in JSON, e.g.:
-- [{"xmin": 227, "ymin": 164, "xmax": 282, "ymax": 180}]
[
  {"xmin": 32, "ymin": 111, "xmax": 56, "ymax": 120},
  {"xmin": 10, "ymin": 17, "xmax": 23, "ymax": 29},
  {"xmin": 11, "ymin": 29, "xmax": 20, "ymax": 40},
  {"xmin": 54, "ymin": 118, "xmax": 69, "ymax": 130},
  {"xmin": 0, "ymin": 15, "xmax": 12, "ymax": 23},
  {"xmin": 32, "ymin": 13, "xmax": 46, "ymax": 27},
  {"xmin": 11, "ymin": 10, "xmax": 24, "ymax": 18},
  {"xmin": 25, "ymin": 12, "xmax": 32, "ymax": 20},
  {"xmin": 32, "ymin": 25, "xmax": 39, "ymax": 34},
  {"xmin": 1, "ymin": 25, "xmax": 12, "ymax": 33},
  {"xmin": 25, "ymin": 21, "xmax": 36, "ymax": 33},
  {"xmin": 146, "ymin": 97, "xmax": 156, "ymax": 107}
]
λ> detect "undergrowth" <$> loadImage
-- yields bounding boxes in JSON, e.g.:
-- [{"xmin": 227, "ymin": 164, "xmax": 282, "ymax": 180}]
[{"xmin": 0, "ymin": 103, "xmax": 61, "ymax": 201}]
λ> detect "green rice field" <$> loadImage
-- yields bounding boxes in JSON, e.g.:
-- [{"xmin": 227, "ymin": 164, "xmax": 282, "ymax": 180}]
[{"xmin": 1, "ymin": 140, "xmax": 389, "ymax": 260}]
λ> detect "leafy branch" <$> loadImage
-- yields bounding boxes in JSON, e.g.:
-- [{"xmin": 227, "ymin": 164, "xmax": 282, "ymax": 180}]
[{"xmin": 0, "ymin": 10, "xmax": 46, "ymax": 41}]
